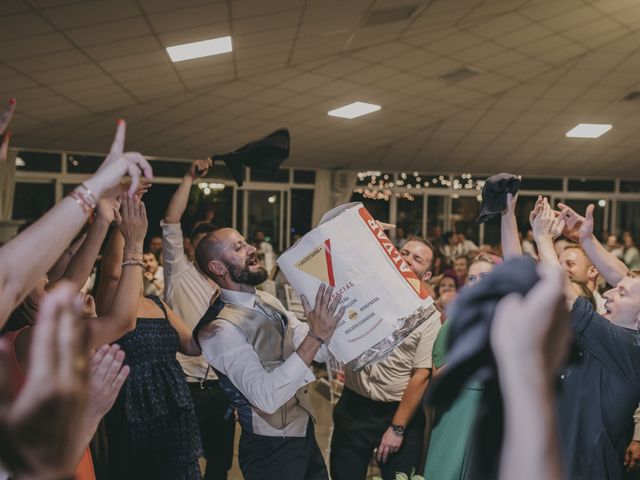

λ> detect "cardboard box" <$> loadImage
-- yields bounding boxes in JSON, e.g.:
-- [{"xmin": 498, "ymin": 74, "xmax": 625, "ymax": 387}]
[{"xmin": 278, "ymin": 203, "xmax": 440, "ymax": 369}]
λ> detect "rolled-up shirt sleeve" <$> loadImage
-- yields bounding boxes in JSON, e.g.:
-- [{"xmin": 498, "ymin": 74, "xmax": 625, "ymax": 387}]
[
  {"xmin": 200, "ymin": 320, "xmax": 316, "ymax": 414},
  {"xmin": 161, "ymin": 221, "xmax": 188, "ymax": 301}
]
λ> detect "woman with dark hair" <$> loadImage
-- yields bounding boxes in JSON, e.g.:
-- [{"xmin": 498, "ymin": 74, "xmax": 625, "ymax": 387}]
[{"xmin": 97, "ymin": 198, "xmax": 203, "ymax": 480}]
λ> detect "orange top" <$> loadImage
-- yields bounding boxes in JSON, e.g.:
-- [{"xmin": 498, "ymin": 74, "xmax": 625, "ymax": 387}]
[{"xmin": 5, "ymin": 328, "xmax": 96, "ymax": 480}]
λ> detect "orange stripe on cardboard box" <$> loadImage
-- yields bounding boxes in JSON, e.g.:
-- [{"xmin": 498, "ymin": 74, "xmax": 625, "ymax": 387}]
[{"xmin": 357, "ymin": 207, "xmax": 429, "ymax": 300}]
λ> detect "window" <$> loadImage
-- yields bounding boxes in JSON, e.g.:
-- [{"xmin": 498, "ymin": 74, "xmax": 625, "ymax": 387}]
[
  {"xmin": 350, "ymin": 192, "xmax": 389, "ymax": 222},
  {"xmin": 620, "ymin": 181, "xmax": 640, "ymax": 193},
  {"xmin": 562, "ymin": 199, "xmax": 607, "ymax": 240},
  {"xmin": 203, "ymin": 164, "xmax": 235, "ymax": 182},
  {"xmin": 249, "ymin": 167, "xmax": 289, "ymax": 183},
  {"xmin": 247, "ymin": 190, "xmax": 282, "ymax": 252},
  {"xmin": 12, "ymin": 182, "xmax": 55, "ymax": 220},
  {"xmin": 148, "ymin": 160, "xmax": 191, "ymax": 177},
  {"xmin": 519, "ymin": 177, "xmax": 563, "ymax": 191},
  {"xmin": 15, "ymin": 151, "xmax": 61, "ymax": 172},
  {"xmin": 426, "ymin": 195, "xmax": 445, "ymax": 239},
  {"xmin": 290, "ymin": 189, "xmax": 314, "ymax": 243},
  {"xmin": 396, "ymin": 196, "xmax": 423, "ymax": 238},
  {"xmin": 568, "ymin": 179, "xmax": 615, "ymax": 192},
  {"xmin": 617, "ymin": 201, "xmax": 640, "ymax": 238},
  {"xmin": 67, "ymin": 154, "xmax": 103, "ymax": 174},
  {"xmin": 451, "ymin": 196, "xmax": 481, "ymax": 244},
  {"xmin": 293, "ymin": 170, "xmax": 316, "ymax": 184},
  {"xmin": 236, "ymin": 189, "xmax": 244, "ymax": 234}
]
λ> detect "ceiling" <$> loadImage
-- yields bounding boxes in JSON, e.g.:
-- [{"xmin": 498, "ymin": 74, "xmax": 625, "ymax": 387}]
[{"xmin": 2, "ymin": 0, "xmax": 640, "ymax": 177}]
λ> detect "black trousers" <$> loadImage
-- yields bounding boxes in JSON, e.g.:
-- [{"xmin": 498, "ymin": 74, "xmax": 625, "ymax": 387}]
[
  {"xmin": 238, "ymin": 419, "xmax": 328, "ymax": 480},
  {"xmin": 188, "ymin": 381, "xmax": 236, "ymax": 480},
  {"xmin": 330, "ymin": 388, "xmax": 425, "ymax": 480}
]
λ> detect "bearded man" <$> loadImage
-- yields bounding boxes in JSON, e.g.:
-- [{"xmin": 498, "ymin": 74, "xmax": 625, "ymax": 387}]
[{"xmin": 193, "ymin": 227, "xmax": 344, "ymax": 480}]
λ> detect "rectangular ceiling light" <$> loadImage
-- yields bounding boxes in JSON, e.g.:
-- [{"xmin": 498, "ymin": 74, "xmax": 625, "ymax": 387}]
[
  {"xmin": 565, "ymin": 123, "xmax": 612, "ymax": 138},
  {"xmin": 328, "ymin": 101, "xmax": 381, "ymax": 119},
  {"xmin": 166, "ymin": 36, "xmax": 232, "ymax": 62}
]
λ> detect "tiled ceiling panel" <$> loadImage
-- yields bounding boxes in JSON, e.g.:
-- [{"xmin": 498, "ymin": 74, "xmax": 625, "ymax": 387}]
[{"xmin": 1, "ymin": 0, "xmax": 640, "ymax": 176}]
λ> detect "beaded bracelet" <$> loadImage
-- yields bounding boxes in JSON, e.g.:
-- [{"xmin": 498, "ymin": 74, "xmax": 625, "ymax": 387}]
[
  {"xmin": 79, "ymin": 183, "xmax": 98, "ymax": 206},
  {"xmin": 69, "ymin": 190, "xmax": 95, "ymax": 215},
  {"xmin": 122, "ymin": 259, "xmax": 144, "ymax": 268}
]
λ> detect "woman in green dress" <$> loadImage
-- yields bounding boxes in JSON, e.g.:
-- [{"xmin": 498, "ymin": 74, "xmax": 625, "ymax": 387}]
[{"xmin": 423, "ymin": 254, "xmax": 500, "ymax": 480}]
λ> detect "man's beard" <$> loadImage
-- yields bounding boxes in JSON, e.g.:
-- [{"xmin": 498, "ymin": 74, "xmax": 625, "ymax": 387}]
[{"xmin": 228, "ymin": 260, "xmax": 268, "ymax": 286}]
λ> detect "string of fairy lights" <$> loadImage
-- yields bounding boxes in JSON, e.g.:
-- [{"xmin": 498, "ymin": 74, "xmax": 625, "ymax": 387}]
[{"xmin": 354, "ymin": 171, "xmax": 486, "ymax": 202}]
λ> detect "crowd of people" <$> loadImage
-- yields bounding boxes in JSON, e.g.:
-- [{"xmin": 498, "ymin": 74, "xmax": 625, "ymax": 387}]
[{"xmin": 1, "ymin": 95, "xmax": 640, "ymax": 480}]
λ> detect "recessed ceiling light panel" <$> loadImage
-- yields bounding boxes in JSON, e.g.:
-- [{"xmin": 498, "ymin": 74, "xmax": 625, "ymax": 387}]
[
  {"xmin": 328, "ymin": 101, "xmax": 381, "ymax": 119},
  {"xmin": 166, "ymin": 36, "xmax": 232, "ymax": 62},
  {"xmin": 565, "ymin": 123, "xmax": 612, "ymax": 138}
]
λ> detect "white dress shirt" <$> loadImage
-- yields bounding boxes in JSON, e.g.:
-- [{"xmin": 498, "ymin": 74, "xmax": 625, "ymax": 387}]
[
  {"xmin": 161, "ymin": 220, "xmax": 218, "ymax": 381},
  {"xmin": 200, "ymin": 288, "xmax": 327, "ymax": 415},
  {"xmin": 593, "ymin": 290, "xmax": 606, "ymax": 316}
]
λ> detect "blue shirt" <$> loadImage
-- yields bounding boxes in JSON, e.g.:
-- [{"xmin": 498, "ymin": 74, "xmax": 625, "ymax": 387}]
[{"xmin": 559, "ymin": 297, "xmax": 640, "ymax": 479}]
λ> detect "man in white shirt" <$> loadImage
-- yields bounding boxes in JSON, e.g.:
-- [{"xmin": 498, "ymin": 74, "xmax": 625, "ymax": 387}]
[
  {"xmin": 193, "ymin": 227, "xmax": 345, "ymax": 480},
  {"xmin": 161, "ymin": 157, "xmax": 234, "ymax": 480}
]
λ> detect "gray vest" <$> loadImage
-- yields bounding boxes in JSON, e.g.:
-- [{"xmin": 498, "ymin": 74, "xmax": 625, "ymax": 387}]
[{"xmin": 216, "ymin": 293, "xmax": 314, "ymax": 437}]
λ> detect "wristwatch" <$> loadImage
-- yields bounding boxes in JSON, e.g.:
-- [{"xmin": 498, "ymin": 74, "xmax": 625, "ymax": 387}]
[{"xmin": 390, "ymin": 424, "xmax": 405, "ymax": 436}]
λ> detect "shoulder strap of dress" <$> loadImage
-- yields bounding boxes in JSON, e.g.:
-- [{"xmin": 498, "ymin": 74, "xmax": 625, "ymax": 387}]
[{"xmin": 147, "ymin": 295, "xmax": 168, "ymax": 318}]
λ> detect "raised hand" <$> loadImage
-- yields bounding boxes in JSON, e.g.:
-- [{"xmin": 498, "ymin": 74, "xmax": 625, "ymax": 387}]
[
  {"xmin": 492, "ymin": 262, "xmax": 571, "ymax": 376},
  {"xmin": 0, "ymin": 98, "xmax": 16, "ymax": 163},
  {"xmin": 529, "ymin": 195, "xmax": 544, "ymax": 227},
  {"xmin": 89, "ymin": 120, "xmax": 153, "ymax": 198},
  {"xmin": 117, "ymin": 196, "xmax": 148, "ymax": 252},
  {"xmin": 96, "ymin": 196, "xmax": 122, "ymax": 224},
  {"xmin": 504, "ymin": 192, "xmax": 518, "ymax": 217},
  {"xmin": 557, "ymin": 203, "xmax": 594, "ymax": 244},
  {"xmin": 0, "ymin": 281, "xmax": 90, "ymax": 479},
  {"xmin": 531, "ymin": 198, "xmax": 563, "ymax": 240},
  {"xmin": 186, "ymin": 157, "xmax": 213, "ymax": 180},
  {"xmin": 85, "ymin": 344, "xmax": 129, "ymax": 424},
  {"xmin": 301, "ymin": 284, "xmax": 346, "ymax": 342}
]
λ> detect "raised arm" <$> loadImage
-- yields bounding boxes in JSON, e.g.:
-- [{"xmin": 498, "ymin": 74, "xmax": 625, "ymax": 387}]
[
  {"xmin": 95, "ymin": 226, "xmax": 125, "ymax": 316},
  {"xmin": 0, "ymin": 120, "xmax": 153, "ymax": 328},
  {"xmin": 492, "ymin": 263, "xmax": 570, "ymax": 480},
  {"xmin": 87, "ymin": 197, "xmax": 147, "ymax": 349},
  {"xmin": 164, "ymin": 301, "xmax": 201, "ymax": 356},
  {"xmin": 58, "ymin": 198, "xmax": 118, "ymax": 291},
  {"xmin": 165, "ymin": 158, "xmax": 212, "ymax": 224},
  {"xmin": 558, "ymin": 202, "xmax": 629, "ymax": 285},
  {"xmin": 531, "ymin": 199, "xmax": 577, "ymax": 308},
  {"xmin": 501, "ymin": 193, "xmax": 523, "ymax": 259},
  {"xmin": 47, "ymin": 232, "xmax": 87, "ymax": 284}
]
